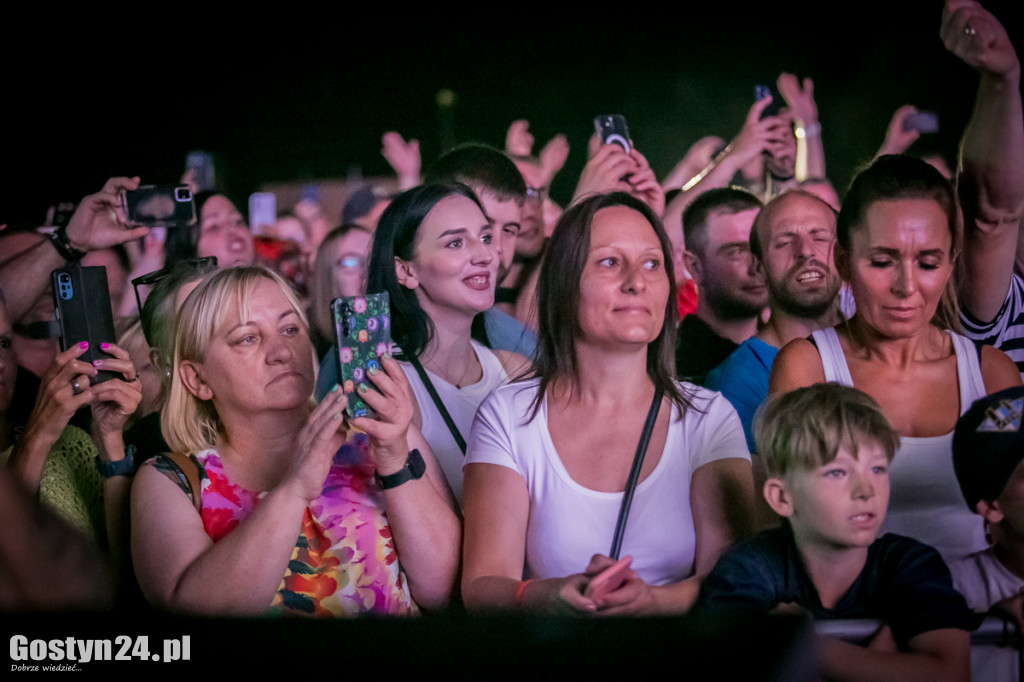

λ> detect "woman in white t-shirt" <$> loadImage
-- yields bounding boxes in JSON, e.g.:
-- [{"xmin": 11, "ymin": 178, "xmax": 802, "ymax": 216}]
[
  {"xmin": 462, "ymin": 192, "xmax": 755, "ymax": 616},
  {"xmin": 367, "ymin": 184, "xmax": 528, "ymax": 503}
]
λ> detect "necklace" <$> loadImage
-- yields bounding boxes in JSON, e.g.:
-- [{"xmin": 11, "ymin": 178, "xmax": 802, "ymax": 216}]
[{"xmin": 427, "ymin": 354, "xmax": 477, "ymax": 390}]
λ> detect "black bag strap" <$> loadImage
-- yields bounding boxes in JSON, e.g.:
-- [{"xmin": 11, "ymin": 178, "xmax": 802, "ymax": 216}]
[
  {"xmin": 409, "ymin": 356, "xmax": 467, "ymax": 455},
  {"xmin": 609, "ymin": 388, "xmax": 664, "ymax": 560}
]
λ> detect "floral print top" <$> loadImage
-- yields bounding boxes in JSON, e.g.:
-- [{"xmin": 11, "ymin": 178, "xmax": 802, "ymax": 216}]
[{"xmin": 153, "ymin": 433, "xmax": 417, "ymax": 617}]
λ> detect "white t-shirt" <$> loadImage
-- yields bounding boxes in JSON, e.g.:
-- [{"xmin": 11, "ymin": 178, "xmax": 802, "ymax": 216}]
[
  {"xmin": 466, "ymin": 380, "xmax": 749, "ymax": 585},
  {"xmin": 401, "ymin": 340, "xmax": 508, "ymax": 504},
  {"xmin": 949, "ymin": 548, "xmax": 1024, "ymax": 682}
]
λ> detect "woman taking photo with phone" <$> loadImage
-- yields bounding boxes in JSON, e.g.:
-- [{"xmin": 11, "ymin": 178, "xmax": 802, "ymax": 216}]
[
  {"xmin": 770, "ymin": 155, "xmax": 1022, "ymax": 562},
  {"xmin": 366, "ymin": 183, "xmax": 527, "ymax": 504},
  {"xmin": 130, "ymin": 267, "xmax": 458, "ymax": 616},
  {"xmin": 461, "ymin": 192, "xmax": 755, "ymax": 615}
]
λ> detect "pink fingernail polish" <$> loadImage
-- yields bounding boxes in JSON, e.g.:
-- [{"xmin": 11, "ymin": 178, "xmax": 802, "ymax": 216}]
[
  {"xmin": 79, "ymin": 341, "xmax": 89, "ymax": 349},
  {"xmin": 100, "ymin": 342, "xmax": 110, "ymax": 350}
]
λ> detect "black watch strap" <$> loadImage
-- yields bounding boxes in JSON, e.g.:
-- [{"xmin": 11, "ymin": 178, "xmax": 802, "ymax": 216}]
[
  {"xmin": 96, "ymin": 444, "xmax": 136, "ymax": 479},
  {"xmin": 375, "ymin": 449, "xmax": 426, "ymax": 490},
  {"xmin": 49, "ymin": 226, "xmax": 87, "ymax": 262}
]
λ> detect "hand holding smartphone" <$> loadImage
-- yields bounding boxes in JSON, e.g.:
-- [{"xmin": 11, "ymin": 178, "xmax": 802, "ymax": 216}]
[
  {"xmin": 583, "ymin": 555, "xmax": 634, "ymax": 604},
  {"xmin": 594, "ymin": 115, "xmax": 631, "ymax": 153},
  {"xmin": 333, "ymin": 293, "xmax": 391, "ymax": 419},
  {"xmin": 51, "ymin": 264, "xmax": 118, "ymax": 385},
  {"xmin": 123, "ymin": 184, "xmax": 196, "ymax": 228}
]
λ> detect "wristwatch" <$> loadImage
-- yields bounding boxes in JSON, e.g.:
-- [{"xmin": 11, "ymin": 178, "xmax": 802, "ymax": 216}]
[
  {"xmin": 96, "ymin": 444, "xmax": 136, "ymax": 478},
  {"xmin": 375, "ymin": 449, "xmax": 425, "ymax": 490}
]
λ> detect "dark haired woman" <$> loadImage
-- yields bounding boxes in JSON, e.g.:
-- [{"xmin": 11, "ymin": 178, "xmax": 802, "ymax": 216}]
[
  {"xmin": 164, "ymin": 192, "xmax": 255, "ymax": 270},
  {"xmin": 771, "ymin": 155, "xmax": 1022, "ymax": 562},
  {"xmin": 461, "ymin": 192, "xmax": 754, "ymax": 615},
  {"xmin": 367, "ymin": 183, "xmax": 527, "ymax": 503}
]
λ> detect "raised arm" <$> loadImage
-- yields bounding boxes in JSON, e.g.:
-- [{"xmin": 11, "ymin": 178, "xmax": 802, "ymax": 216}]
[
  {"xmin": 662, "ymin": 97, "xmax": 787, "ymax": 231},
  {"xmin": 945, "ymin": 0, "xmax": 1024, "ymax": 322},
  {"xmin": 0, "ymin": 177, "xmax": 148, "ymax": 322},
  {"xmin": 381, "ymin": 132, "xmax": 422, "ymax": 192},
  {"xmin": 777, "ymin": 73, "xmax": 826, "ymax": 182}
]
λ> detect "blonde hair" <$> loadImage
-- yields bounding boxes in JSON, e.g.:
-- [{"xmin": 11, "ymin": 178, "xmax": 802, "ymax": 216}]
[
  {"xmin": 162, "ymin": 266, "xmax": 311, "ymax": 453},
  {"xmin": 755, "ymin": 383, "xmax": 900, "ymax": 479}
]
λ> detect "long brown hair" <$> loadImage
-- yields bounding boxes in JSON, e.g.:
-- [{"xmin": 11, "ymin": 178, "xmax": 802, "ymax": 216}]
[{"xmin": 530, "ymin": 192, "xmax": 694, "ymax": 418}]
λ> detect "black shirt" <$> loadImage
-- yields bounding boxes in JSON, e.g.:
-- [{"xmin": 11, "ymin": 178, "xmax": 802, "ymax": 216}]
[{"xmin": 675, "ymin": 315, "xmax": 738, "ymax": 387}]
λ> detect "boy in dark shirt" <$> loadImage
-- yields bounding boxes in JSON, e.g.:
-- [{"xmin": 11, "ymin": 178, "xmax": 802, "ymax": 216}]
[{"xmin": 697, "ymin": 383, "xmax": 971, "ymax": 681}]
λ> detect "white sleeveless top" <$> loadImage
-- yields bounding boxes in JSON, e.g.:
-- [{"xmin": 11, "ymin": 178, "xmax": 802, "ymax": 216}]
[
  {"xmin": 810, "ymin": 327, "xmax": 987, "ymax": 562},
  {"xmin": 401, "ymin": 340, "xmax": 508, "ymax": 505}
]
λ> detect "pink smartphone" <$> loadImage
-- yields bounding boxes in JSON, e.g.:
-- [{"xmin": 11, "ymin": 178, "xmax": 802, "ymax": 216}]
[{"xmin": 584, "ymin": 556, "xmax": 633, "ymax": 602}]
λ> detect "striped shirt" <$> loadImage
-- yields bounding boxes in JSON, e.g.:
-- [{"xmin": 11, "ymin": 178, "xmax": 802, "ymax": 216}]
[{"xmin": 961, "ymin": 273, "xmax": 1024, "ymax": 379}]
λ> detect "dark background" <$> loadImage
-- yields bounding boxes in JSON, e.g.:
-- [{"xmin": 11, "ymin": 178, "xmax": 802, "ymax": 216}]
[{"xmin": 5, "ymin": 1, "xmax": 1021, "ymax": 227}]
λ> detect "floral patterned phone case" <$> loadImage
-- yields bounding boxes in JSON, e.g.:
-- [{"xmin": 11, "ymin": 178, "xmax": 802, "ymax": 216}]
[{"xmin": 333, "ymin": 292, "xmax": 391, "ymax": 419}]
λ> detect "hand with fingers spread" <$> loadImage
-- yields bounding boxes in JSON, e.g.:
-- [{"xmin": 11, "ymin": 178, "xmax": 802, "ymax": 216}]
[
  {"xmin": 776, "ymin": 73, "xmax": 818, "ymax": 127},
  {"xmin": 381, "ymin": 132, "xmax": 422, "ymax": 191},
  {"xmin": 64, "ymin": 176, "xmax": 150, "ymax": 253}
]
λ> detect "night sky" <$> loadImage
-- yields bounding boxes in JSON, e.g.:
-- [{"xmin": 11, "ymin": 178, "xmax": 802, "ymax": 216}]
[{"xmin": 5, "ymin": 0, "xmax": 1020, "ymax": 227}]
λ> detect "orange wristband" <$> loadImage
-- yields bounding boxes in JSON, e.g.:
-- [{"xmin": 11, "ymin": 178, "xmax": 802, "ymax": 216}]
[{"xmin": 515, "ymin": 579, "xmax": 536, "ymax": 610}]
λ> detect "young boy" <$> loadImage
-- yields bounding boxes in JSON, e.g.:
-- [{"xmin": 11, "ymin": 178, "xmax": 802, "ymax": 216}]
[
  {"xmin": 949, "ymin": 385, "xmax": 1024, "ymax": 682},
  {"xmin": 696, "ymin": 383, "xmax": 972, "ymax": 681}
]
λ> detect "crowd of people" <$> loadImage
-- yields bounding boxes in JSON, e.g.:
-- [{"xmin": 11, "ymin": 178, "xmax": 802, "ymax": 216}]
[{"xmin": 2, "ymin": 0, "xmax": 1023, "ymax": 678}]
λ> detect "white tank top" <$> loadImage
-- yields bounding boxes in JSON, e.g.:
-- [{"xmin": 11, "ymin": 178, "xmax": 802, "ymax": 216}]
[{"xmin": 810, "ymin": 327, "xmax": 987, "ymax": 562}]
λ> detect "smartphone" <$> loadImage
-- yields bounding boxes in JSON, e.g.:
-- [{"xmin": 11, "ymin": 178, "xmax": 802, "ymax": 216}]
[
  {"xmin": 755, "ymin": 83, "xmax": 785, "ymax": 119},
  {"xmin": 333, "ymin": 292, "xmax": 391, "ymax": 419},
  {"xmin": 584, "ymin": 556, "xmax": 633, "ymax": 603},
  {"xmin": 185, "ymin": 150, "xmax": 217, "ymax": 192},
  {"xmin": 903, "ymin": 111, "xmax": 939, "ymax": 134},
  {"xmin": 51, "ymin": 264, "xmax": 118, "ymax": 385},
  {"xmin": 594, "ymin": 115, "xmax": 631, "ymax": 153},
  {"xmin": 248, "ymin": 192, "xmax": 276, "ymax": 237},
  {"xmin": 123, "ymin": 184, "xmax": 196, "ymax": 228}
]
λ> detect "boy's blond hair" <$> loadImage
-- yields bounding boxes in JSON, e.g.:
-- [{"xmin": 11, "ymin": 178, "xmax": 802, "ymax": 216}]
[{"xmin": 755, "ymin": 383, "xmax": 900, "ymax": 479}]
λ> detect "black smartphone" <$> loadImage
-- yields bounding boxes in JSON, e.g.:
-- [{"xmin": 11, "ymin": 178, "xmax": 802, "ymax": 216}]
[
  {"xmin": 123, "ymin": 184, "xmax": 196, "ymax": 228},
  {"xmin": 903, "ymin": 111, "xmax": 939, "ymax": 134},
  {"xmin": 594, "ymin": 115, "xmax": 631, "ymax": 153},
  {"xmin": 333, "ymin": 292, "xmax": 391, "ymax": 419},
  {"xmin": 51, "ymin": 264, "xmax": 118, "ymax": 385},
  {"xmin": 755, "ymin": 83, "xmax": 785, "ymax": 119}
]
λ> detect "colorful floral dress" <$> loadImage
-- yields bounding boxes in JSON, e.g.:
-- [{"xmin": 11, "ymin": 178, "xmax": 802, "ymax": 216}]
[{"xmin": 153, "ymin": 433, "xmax": 417, "ymax": 617}]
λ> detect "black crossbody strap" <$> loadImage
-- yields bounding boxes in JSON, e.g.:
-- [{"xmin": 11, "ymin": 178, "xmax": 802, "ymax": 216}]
[
  {"xmin": 409, "ymin": 356, "xmax": 467, "ymax": 455},
  {"xmin": 609, "ymin": 388, "xmax": 664, "ymax": 560}
]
